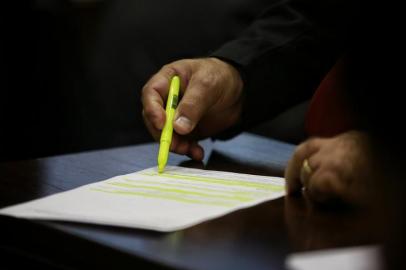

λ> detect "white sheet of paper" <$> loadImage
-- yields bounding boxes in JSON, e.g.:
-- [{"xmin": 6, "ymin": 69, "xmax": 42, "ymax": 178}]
[
  {"xmin": 285, "ymin": 245, "xmax": 383, "ymax": 270},
  {"xmin": 0, "ymin": 166, "xmax": 285, "ymax": 232}
]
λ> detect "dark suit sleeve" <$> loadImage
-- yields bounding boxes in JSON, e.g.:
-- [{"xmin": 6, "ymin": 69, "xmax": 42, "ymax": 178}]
[{"xmin": 211, "ymin": 0, "xmax": 358, "ymax": 132}]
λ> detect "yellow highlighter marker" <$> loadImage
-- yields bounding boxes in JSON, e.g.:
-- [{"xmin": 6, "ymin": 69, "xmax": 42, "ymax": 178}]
[{"xmin": 158, "ymin": 75, "xmax": 180, "ymax": 173}]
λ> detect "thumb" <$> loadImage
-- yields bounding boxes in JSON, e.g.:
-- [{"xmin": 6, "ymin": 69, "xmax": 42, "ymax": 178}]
[{"xmin": 174, "ymin": 76, "xmax": 217, "ymax": 135}]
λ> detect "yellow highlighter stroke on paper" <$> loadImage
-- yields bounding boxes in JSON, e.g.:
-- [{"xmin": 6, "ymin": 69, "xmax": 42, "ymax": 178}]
[
  {"xmin": 0, "ymin": 166, "xmax": 286, "ymax": 232},
  {"xmin": 158, "ymin": 76, "xmax": 180, "ymax": 173}
]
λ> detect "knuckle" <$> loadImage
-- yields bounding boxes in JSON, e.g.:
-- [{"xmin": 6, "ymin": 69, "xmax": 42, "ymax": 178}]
[
  {"xmin": 161, "ymin": 63, "xmax": 182, "ymax": 78},
  {"xmin": 295, "ymin": 138, "xmax": 322, "ymax": 159},
  {"xmin": 141, "ymin": 83, "xmax": 151, "ymax": 95},
  {"xmin": 141, "ymin": 88, "xmax": 150, "ymax": 105},
  {"xmin": 324, "ymin": 159, "xmax": 344, "ymax": 175},
  {"xmin": 143, "ymin": 105, "xmax": 156, "ymax": 118},
  {"xmin": 175, "ymin": 142, "xmax": 189, "ymax": 155},
  {"xmin": 141, "ymin": 79, "xmax": 155, "ymax": 96},
  {"xmin": 197, "ymin": 72, "xmax": 216, "ymax": 89},
  {"xmin": 312, "ymin": 172, "xmax": 340, "ymax": 197},
  {"xmin": 161, "ymin": 63, "xmax": 175, "ymax": 73},
  {"xmin": 143, "ymin": 107, "xmax": 163, "ymax": 129},
  {"xmin": 293, "ymin": 143, "xmax": 307, "ymax": 160},
  {"xmin": 306, "ymin": 138, "xmax": 322, "ymax": 151}
]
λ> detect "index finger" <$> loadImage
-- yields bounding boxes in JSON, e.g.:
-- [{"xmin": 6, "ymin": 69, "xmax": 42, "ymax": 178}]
[{"xmin": 141, "ymin": 66, "xmax": 178, "ymax": 130}]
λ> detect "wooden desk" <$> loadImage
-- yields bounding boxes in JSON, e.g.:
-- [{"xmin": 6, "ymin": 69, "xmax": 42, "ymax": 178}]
[{"xmin": 0, "ymin": 133, "xmax": 385, "ymax": 269}]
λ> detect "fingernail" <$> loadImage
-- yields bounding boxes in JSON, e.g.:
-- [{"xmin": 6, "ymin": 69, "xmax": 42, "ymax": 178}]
[{"xmin": 175, "ymin": 116, "xmax": 193, "ymax": 132}]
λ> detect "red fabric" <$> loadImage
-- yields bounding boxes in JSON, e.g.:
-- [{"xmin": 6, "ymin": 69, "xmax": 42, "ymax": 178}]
[{"xmin": 305, "ymin": 60, "xmax": 354, "ymax": 137}]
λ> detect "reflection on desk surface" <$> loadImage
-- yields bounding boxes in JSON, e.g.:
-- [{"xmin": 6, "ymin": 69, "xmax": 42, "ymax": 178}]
[{"xmin": 0, "ymin": 132, "xmax": 389, "ymax": 270}]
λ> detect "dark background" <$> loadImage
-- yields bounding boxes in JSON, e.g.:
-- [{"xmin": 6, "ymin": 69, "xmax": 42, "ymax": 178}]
[
  {"xmin": 1, "ymin": 0, "xmax": 277, "ymax": 162},
  {"xmin": 1, "ymin": 1, "xmax": 405, "ymax": 268}
]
